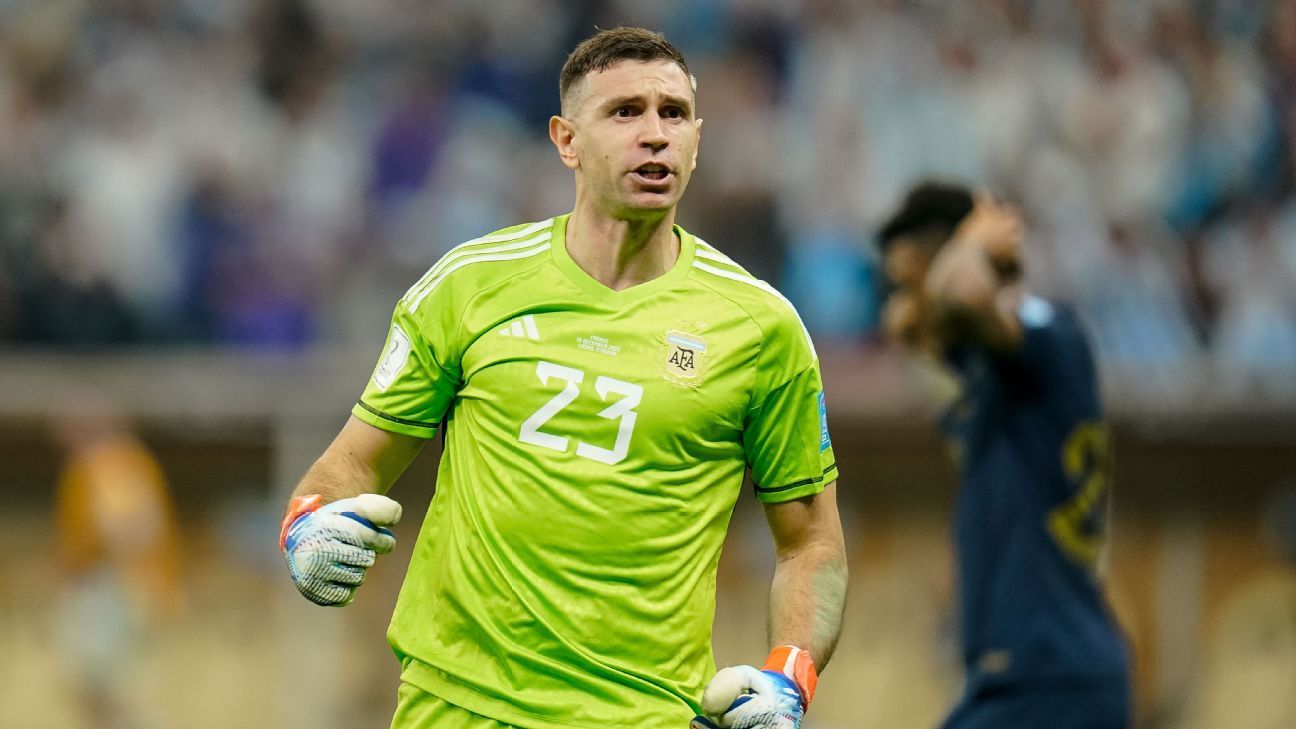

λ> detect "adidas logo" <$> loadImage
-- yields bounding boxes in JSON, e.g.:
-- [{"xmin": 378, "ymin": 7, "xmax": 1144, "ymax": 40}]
[{"xmin": 498, "ymin": 315, "xmax": 541, "ymax": 340}]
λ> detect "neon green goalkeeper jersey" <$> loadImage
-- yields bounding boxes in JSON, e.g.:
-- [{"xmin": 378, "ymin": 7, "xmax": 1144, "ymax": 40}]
[{"xmin": 352, "ymin": 214, "xmax": 838, "ymax": 729}]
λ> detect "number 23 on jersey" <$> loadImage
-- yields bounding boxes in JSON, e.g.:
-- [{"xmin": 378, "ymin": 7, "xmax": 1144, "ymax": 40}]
[{"xmin": 517, "ymin": 361, "xmax": 643, "ymax": 465}]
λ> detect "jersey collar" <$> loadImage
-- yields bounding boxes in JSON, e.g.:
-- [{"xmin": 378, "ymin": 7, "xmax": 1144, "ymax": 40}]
[{"xmin": 549, "ymin": 213, "xmax": 696, "ymax": 306}]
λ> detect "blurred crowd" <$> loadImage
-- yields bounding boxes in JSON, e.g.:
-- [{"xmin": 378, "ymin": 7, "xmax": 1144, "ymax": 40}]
[{"xmin": 0, "ymin": 0, "xmax": 1294, "ymax": 390}]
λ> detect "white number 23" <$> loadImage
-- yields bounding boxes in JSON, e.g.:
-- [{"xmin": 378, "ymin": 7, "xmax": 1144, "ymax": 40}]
[{"xmin": 518, "ymin": 361, "xmax": 642, "ymax": 465}]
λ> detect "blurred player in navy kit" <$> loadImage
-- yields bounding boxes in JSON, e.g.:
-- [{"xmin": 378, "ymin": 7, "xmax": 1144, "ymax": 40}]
[{"xmin": 876, "ymin": 182, "xmax": 1131, "ymax": 729}]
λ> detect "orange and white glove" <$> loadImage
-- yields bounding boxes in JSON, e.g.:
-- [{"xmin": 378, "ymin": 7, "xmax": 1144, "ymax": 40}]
[
  {"xmin": 279, "ymin": 493, "xmax": 402, "ymax": 606},
  {"xmin": 690, "ymin": 646, "xmax": 818, "ymax": 729}
]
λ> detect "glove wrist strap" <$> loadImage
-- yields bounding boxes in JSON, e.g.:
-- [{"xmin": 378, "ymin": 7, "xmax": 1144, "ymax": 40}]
[
  {"xmin": 279, "ymin": 494, "xmax": 324, "ymax": 550},
  {"xmin": 762, "ymin": 645, "xmax": 818, "ymax": 709}
]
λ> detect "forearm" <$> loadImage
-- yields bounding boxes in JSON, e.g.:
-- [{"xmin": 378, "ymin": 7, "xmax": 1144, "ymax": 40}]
[
  {"xmin": 768, "ymin": 536, "xmax": 848, "ymax": 668},
  {"xmin": 928, "ymin": 193, "xmax": 1023, "ymax": 302},
  {"xmin": 289, "ymin": 448, "xmax": 382, "ymax": 503},
  {"xmin": 287, "ymin": 415, "xmax": 425, "ymax": 506},
  {"xmin": 925, "ymin": 239, "xmax": 1023, "ymax": 352},
  {"xmin": 925, "ymin": 237, "xmax": 998, "ymax": 313},
  {"xmin": 702, "ymin": 487, "xmax": 844, "ymax": 722}
]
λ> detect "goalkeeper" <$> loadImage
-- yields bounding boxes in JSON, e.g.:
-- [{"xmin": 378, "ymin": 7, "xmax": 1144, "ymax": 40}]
[{"xmin": 278, "ymin": 26, "xmax": 847, "ymax": 729}]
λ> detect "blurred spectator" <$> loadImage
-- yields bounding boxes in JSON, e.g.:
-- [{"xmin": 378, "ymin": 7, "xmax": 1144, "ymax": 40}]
[
  {"xmin": 1055, "ymin": 6, "xmax": 1189, "ymax": 224},
  {"xmin": 684, "ymin": 47, "xmax": 786, "ymax": 283},
  {"xmin": 53, "ymin": 401, "xmax": 183, "ymax": 729},
  {"xmin": 1155, "ymin": 5, "xmax": 1274, "ymax": 231},
  {"xmin": 16, "ymin": 195, "xmax": 137, "ymax": 345},
  {"xmin": 58, "ymin": 24, "xmax": 188, "ymax": 339},
  {"xmin": 1201, "ymin": 207, "xmax": 1296, "ymax": 395},
  {"xmin": 1078, "ymin": 221, "xmax": 1204, "ymax": 370}
]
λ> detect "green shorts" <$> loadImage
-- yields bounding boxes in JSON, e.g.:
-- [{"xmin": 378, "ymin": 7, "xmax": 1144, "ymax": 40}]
[{"xmin": 390, "ymin": 680, "xmax": 521, "ymax": 729}]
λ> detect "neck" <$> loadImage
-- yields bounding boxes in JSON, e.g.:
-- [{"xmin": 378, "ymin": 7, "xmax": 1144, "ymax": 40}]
[{"xmin": 564, "ymin": 201, "xmax": 680, "ymax": 291}]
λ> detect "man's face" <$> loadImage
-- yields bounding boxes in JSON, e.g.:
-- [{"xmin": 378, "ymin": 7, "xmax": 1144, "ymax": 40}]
[
  {"xmin": 881, "ymin": 238, "xmax": 938, "ymax": 348},
  {"xmin": 554, "ymin": 59, "xmax": 702, "ymax": 217},
  {"xmin": 884, "ymin": 238, "xmax": 935, "ymax": 294}
]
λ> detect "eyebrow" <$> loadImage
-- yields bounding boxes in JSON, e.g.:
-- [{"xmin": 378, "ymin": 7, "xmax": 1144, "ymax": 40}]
[{"xmin": 603, "ymin": 93, "xmax": 694, "ymax": 116}]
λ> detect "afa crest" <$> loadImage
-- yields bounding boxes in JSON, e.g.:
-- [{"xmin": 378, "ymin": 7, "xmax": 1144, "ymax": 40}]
[{"xmin": 662, "ymin": 330, "xmax": 707, "ymax": 385}]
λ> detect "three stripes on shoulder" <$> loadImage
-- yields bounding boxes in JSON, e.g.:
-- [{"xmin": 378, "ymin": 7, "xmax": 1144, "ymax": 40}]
[
  {"xmin": 405, "ymin": 220, "xmax": 553, "ymax": 313},
  {"xmin": 694, "ymin": 239, "xmax": 817, "ymax": 358}
]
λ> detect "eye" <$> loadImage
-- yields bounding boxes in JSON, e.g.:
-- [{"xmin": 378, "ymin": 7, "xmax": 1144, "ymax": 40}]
[
  {"xmin": 614, "ymin": 106, "xmax": 634, "ymax": 118},
  {"xmin": 664, "ymin": 106, "xmax": 684, "ymax": 119}
]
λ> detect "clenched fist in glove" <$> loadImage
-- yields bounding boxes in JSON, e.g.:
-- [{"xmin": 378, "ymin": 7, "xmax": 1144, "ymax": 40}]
[
  {"xmin": 691, "ymin": 646, "xmax": 818, "ymax": 729},
  {"xmin": 279, "ymin": 493, "xmax": 402, "ymax": 606}
]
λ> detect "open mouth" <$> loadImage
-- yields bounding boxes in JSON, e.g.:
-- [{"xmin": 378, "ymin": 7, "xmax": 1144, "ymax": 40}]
[{"xmin": 633, "ymin": 163, "xmax": 673, "ymax": 183}]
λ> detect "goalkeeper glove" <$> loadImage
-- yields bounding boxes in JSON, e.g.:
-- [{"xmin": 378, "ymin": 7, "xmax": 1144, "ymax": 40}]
[
  {"xmin": 690, "ymin": 646, "xmax": 818, "ymax": 729},
  {"xmin": 279, "ymin": 493, "xmax": 402, "ymax": 606}
]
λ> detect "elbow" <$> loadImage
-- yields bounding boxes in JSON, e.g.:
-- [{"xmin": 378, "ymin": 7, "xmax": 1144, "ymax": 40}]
[{"xmin": 776, "ymin": 530, "xmax": 848, "ymax": 569}]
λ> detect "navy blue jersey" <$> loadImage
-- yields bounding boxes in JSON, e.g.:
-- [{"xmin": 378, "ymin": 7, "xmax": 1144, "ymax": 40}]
[{"xmin": 941, "ymin": 295, "xmax": 1129, "ymax": 694}]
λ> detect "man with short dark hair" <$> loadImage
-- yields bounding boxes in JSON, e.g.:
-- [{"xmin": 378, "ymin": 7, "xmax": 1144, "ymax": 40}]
[
  {"xmin": 877, "ymin": 182, "xmax": 1132, "ymax": 729},
  {"xmin": 278, "ymin": 27, "xmax": 847, "ymax": 729}
]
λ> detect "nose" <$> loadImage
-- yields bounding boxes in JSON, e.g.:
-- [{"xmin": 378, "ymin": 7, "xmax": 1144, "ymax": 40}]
[{"xmin": 639, "ymin": 114, "xmax": 668, "ymax": 151}]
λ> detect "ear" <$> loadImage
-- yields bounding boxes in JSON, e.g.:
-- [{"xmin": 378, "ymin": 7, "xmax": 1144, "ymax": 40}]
[
  {"xmin": 549, "ymin": 115, "xmax": 579, "ymax": 171},
  {"xmin": 690, "ymin": 118, "xmax": 703, "ymax": 171}
]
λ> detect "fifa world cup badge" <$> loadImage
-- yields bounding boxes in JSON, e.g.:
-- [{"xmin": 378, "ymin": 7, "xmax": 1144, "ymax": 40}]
[{"xmin": 662, "ymin": 330, "xmax": 707, "ymax": 386}]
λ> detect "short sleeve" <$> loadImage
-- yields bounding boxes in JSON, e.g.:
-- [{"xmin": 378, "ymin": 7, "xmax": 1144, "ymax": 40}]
[
  {"xmin": 989, "ymin": 296, "xmax": 1102, "ymax": 422},
  {"xmin": 1015, "ymin": 295, "xmax": 1064, "ymax": 372},
  {"xmin": 352, "ymin": 301, "xmax": 460, "ymax": 439},
  {"xmin": 1005, "ymin": 297, "xmax": 1095, "ymax": 387},
  {"xmin": 742, "ymin": 312, "xmax": 838, "ymax": 503}
]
